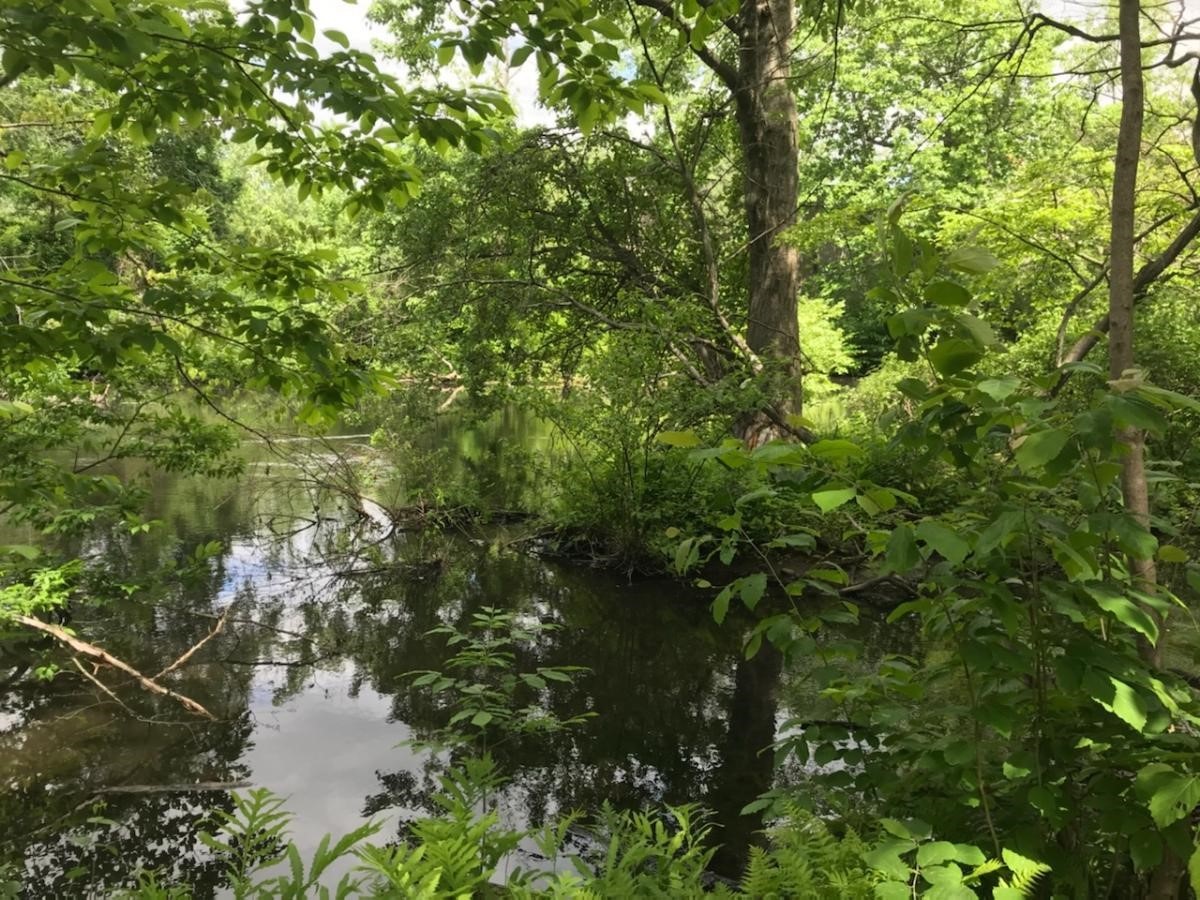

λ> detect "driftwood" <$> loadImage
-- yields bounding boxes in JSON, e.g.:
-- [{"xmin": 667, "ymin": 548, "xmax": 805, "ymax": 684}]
[{"xmin": 13, "ymin": 614, "xmax": 216, "ymax": 719}]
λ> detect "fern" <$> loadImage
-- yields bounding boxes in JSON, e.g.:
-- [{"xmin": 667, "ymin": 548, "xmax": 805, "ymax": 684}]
[
  {"xmin": 199, "ymin": 788, "xmax": 293, "ymax": 897},
  {"xmin": 994, "ymin": 848, "xmax": 1051, "ymax": 899},
  {"xmin": 738, "ymin": 801, "xmax": 875, "ymax": 899},
  {"xmin": 548, "ymin": 802, "xmax": 715, "ymax": 898},
  {"xmin": 355, "ymin": 845, "xmax": 446, "ymax": 898}
]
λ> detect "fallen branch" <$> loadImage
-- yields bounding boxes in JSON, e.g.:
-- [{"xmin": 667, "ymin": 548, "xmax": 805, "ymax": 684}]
[
  {"xmin": 98, "ymin": 781, "xmax": 250, "ymax": 794},
  {"xmin": 12, "ymin": 614, "xmax": 215, "ymax": 719}
]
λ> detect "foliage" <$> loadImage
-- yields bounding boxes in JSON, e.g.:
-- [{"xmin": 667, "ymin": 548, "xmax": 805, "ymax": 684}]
[
  {"xmin": 404, "ymin": 606, "xmax": 594, "ymax": 751},
  {"xmin": 731, "ymin": 803, "xmax": 875, "ymax": 899},
  {"xmin": 116, "ymin": 760, "xmax": 1049, "ymax": 898},
  {"xmin": 5, "ymin": 2, "xmax": 1200, "ymax": 898},
  {"xmin": 0, "ymin": 0, "xmax": 515, "ymax": 635},
  {"xmin": 673, "ymin": 226, "xmax": 1200, "ymax": 895}
]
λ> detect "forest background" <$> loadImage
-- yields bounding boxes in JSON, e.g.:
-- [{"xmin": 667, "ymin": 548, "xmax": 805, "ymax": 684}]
[{"xmin": 5, "ymin": 0, "xmax": 1200, "ymax": 896}]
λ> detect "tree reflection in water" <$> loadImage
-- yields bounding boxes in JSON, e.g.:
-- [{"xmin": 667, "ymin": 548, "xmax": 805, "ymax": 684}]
[{"xmin": 0, "ymin": 447, "xmax": 788, "ymax": 895}]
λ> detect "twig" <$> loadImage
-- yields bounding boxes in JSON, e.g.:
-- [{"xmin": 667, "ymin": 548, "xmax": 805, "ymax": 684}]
[
  {"xmin": 72, "ymin": 657, "xmax": 133, "ymax": 714},
  {"xmin": 153, "ymin": 604, "xmax": 232, "ymax": 681}
]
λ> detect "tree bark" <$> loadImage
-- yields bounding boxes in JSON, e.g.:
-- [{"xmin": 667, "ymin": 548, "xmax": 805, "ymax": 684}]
[
  {"xmin": 1111, "ymin": 5, "xmax": 1181, "ymax": 894},
  {"xmin": 1110, "ymin": 0, "xmax": 1163, "ymax": 671},
  {"xmin": 733, "ymin": 0, "xmax": 803, "ymax": 446}
]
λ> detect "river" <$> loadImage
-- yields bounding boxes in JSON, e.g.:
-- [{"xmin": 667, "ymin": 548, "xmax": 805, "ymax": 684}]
[{"xmin": 0, "ymin": 421, "xmax": 793, "ymax": 896}]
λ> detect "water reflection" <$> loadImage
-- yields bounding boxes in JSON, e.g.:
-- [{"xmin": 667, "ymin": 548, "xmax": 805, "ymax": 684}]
[{"xmin": 0, "ymin": 436, "xmax": 784, "ymax": 895}]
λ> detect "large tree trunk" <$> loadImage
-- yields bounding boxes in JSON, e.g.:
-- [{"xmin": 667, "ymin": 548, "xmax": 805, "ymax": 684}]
[{"xmin": 734, "ymin": 0, "xmax": 803, "ymax": 446}]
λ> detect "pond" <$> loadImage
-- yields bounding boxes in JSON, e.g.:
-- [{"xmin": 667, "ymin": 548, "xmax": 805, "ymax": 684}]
[{"xmin": 0, "ymin": 425, "xmax": 794, "ymax": 896}]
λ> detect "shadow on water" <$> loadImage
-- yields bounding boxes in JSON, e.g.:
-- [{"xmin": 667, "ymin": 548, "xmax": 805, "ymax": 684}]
[{"xmin": 0, "ymin": 428, "xmax": 792, "ymax": 895}]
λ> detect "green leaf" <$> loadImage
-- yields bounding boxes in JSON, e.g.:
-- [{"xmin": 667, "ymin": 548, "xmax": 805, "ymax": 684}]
[
  {"xmin": 1159, "ymin": 544, "xmax": 1189, "ymax": 563},
  {"xmin": 1102, "ymin": 677, "xmax": 1148, "ymax": 732},
  {"xmin": 590, "ymin": 16, "xmax": 625, "ymax": 39},
  {"xmin": 812, "ymin": 487, "xmax": 856, "ymax": 512},
  {"xmin": 1110, "ymin": 395, "xmax": 1168, "ymax": 435},
  {"xmin": 916, "ymin": 520, "xmax": 970, "ymax": 564},
  {"xmin": 943, "ymin": 740, "xmax": 975, "ymax": 766},
  {"xmin": 1003, "ymin": 760, "xmax": 1031, "ymax": 780},
  {"xmin": 740, "ymin": 573, "xmax": 767, "ymax": 611},
  {"xmin": 1111, "ymin": 515, "xmax": 1158, "ymax": 560},
  {"xmin": 922, "ymin": 864, "xmax": 968, "ymax": 891},
  {"xmin": 928, "ymin": 337, "xmax": 983, "ymax": 376},
  {"xmin": 1084, "ymin": 585, "xmax": 1159, "ymax": 643},
  {"xmin": 945, "ymin": 245, "xmax": 999, "ymax": 273},
  {"xmin": 1189, "ymin": 840, "xmax": 1200, "ymax": 897},
  {"xmin": 657, "ymin": 430, "xmax": 701, "ymax": 448},
  {"xmin": 863, "ymin": 839, "xmax": 913, "ymax": 881},
  {"xmin": 510, "ymin": 43, "xmax": 535, "ymax": 66},
  {"xmin": 892, "ymin": 227, "xmax": 914, "ymax": 277},
  {"xmin": 0, "ymin": 544, "xmax": 39, "ymax": 560},
  {"xmin": 1130, "ymin": 829, "xmax": 1163, "ymax": 872},
  {"xmin": 470, "ymin": 711, "xmax": 492, "ymax": 727},
  {"xmin": 879, "ymin": 819, "xmax": 912, "ymax": 839},
  {"xmin": 297, "ymin": 13, "xmax": 316, "ymax": 41},
  {"xmin": 978, "ymin": 375, "xmax": 1021, "ymax": 401},
  {"xmin": 885, "ymin": 524, "xmax": 920, "ymax": 574},
  {"xmin": 712, "ymin": 585, "xmax": 733, "ymax": 624},
  {"xmin": 323, "ymin": 29, "xmax": 350, "ymax": 49},
  {"xmin": 437, "ymin": 43, "xmax": 456, "ymax": 66},
  {"xmin": 577, "ymin": 99, "xmax": 600, "ymax": 134},
  {"xmin": 956, "ymin": 313, "xmax": 998, "ymax": 347},
  {"xmin": 924, "ymin": 280, "xmax": 971, "ymax": 307},
  {"xmin": 1014, "ymin": 429, "xmax": 1069, "ymax": 473},
  {"xmin": 952, "ymin": 844, "xmax": 987, "ymax": 867},
  {"xmin": 770, "ymin": 533, "xmax": 816, "ymax": 549},
  {"xmin": 809, "ymin": 438, "xmax": 865, "ymax": 462},
  {"xmin": 917, "ymin": 841, "xmax": 960, "ymax": 867},
  {"xmin": 635, "ymin": 82, "xmax": 669, "ymax": 105},
  {"xmin": 1136, "ymin": 764, "xmax": 1200, "ymax": 828}
]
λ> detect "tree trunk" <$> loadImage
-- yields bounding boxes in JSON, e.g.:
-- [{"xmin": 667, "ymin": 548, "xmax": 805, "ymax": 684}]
[
  {"xmin": 1112, "ymin": 3, "xmax": 1181, "ymax": 896},
  {"xmin": 1110, "ymin": 0, "xmax": 1162, "ymax": 670},
  {"xmin": 734, "ymin": 0, "xmax": 803, "ymax": 446},
  {"xmin": 706, "ymin": 640, "xmax": 784, "ymax": 876}
]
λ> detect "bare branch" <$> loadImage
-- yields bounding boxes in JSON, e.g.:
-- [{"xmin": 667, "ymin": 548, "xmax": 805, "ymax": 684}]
[
  {"xmin": 15, "ymin": 614, "xmax": 216, "ymax": 719},
  {"xmin": 153, "ymin": 603, "xmax": 232, "ymax": 681}
]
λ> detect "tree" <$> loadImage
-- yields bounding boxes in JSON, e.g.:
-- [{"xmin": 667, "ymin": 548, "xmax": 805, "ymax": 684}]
[
  {"xmin": 0, "ymin": 0, "xmax": 509, "ymax": 692},
  {"xmin": 372, "ymin": 0, "xmax": 865, "ymax": 442}
]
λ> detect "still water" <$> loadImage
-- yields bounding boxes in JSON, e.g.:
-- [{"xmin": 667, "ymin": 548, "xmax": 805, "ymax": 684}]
[{"xmin": 0, "ymin": 429, "xmax": 786, "ymax": 896}]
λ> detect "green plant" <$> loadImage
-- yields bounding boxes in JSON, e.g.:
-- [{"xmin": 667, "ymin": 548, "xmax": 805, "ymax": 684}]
[
  {"xmin": 405, "ymin": 606, "xmax": 594, "ymax": 752},
  {"xmin": 734, "ymin": 803, "xmax": 875, "ymax": 899},
  {"xmin": 670, "ymin": 224, "xmax": 1200, "ymax": 895},
  {"xmin": 198, "ymin": 789, "xmax": 381, "ymax": 899}
]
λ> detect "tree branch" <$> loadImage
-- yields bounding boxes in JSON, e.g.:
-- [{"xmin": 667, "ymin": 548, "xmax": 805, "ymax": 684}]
[
  {"xmin": 14, "ymin": 614, "xmax": 215, "ymax": 719},
  {"xmin": 1057, "ymin": 206, "xmax": 1200, "ymax": 375},
  {"xmin": 631, "ymin": 0, "xmax": 740, "ymax": 90}
]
